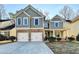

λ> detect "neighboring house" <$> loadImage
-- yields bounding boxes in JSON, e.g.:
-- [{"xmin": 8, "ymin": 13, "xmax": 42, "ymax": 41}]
[
  {"xmin": 66, "ymin": 16, "xmax": 79, "ymax": 37},
  {"xmin": 14, "ymin": 5, "xmax": 45, "ymax": 42},
  {"xmin": 0, "ymin": 19, "xmax": 15, "ymax": 37},
  {"xmin": 44, "ymin": 15, "xmax": 68, "ymax": 38}
]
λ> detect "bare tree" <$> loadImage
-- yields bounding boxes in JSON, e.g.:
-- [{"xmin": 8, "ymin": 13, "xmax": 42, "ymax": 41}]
[
  {"xmin": 39, "ymin": 9, "xmax": 50, "ymax": 19},
  {"xmin": 59, "ymin": 5, "xmax": 74, "ymax": 20},
  {"xmin": 43, "ymin": 11, "xmax": 49, "ymax": 17},
  {"xmin": 76, "ymin": 9, "xmax": 79, "ymax": 16},
  {"xmin": 9, "ymin": 13, "xmax": 16, "ymax": 19},
  {"xmin": 0, "ymin": 4, "xmax": 9, "ymax": 19},
  {"xmin": 44, "ymin": 11, "xmax": 50, "ymax": 19}
]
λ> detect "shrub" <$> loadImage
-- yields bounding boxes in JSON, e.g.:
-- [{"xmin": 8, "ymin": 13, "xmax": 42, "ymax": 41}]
[
  {"xmin": 68, "ymin": 37, "xmax": 75, "ymax": 42},
  {"xmin": 76, "ymin": 34, "xmax": 79, "ymax": 41},
  {"xmin": 0, "ymin": 34, "xmax": 7, "ymax": 41},
  {"xmin": 48, "ymin": 36, "xmax": 56, "ymax": 42},
  {"xmin": 57, "ymin": 37, "xmax": 62, "ymax": 41},
  {"xmin": 8, "ymin": 36, "xmax": 16, "ymax": 42},
  {"xmin": 44, "ymin": 36, "xmax": 48, "ymax": 41},
  {"xmin": 6, "ymin": 36, "xmax": 16, "ymax": 42}
]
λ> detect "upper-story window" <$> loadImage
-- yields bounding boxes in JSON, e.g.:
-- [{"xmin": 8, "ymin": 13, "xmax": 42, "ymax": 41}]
[
  {"xmin": 34, "ymin": 18, "xmax": 39, "ymax": 25},
  {"xmin": 23, "ymin": 17, "xmax": 28, "ymax": 26},
  {"xmin": 17, "ymin": 17, "xmax": 22, "ymax": 26},
  {"xmin": 54, "ymin": 21, "xmax": 59, "ymax": 27}
]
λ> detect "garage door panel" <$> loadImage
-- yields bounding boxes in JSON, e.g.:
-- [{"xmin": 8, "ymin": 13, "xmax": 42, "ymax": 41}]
[
  {"xmin": 17, "ymin": 32, "xmax": 29, "ymax": 42},
  {"xmin": 31, "ymin": 32, "xmax": 42, "ymax": 41}
]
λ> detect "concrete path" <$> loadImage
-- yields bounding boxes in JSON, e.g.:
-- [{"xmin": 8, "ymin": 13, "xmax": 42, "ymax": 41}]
[{"xmin": 0, "ymin": 42, "xmax": 53, "ymax": 54}]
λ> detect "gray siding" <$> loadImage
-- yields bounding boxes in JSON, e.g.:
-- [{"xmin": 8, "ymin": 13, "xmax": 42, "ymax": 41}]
[
  {"xmin": 16, "ymin": 12, "xmax": 30, "ymax": 28},
  {"xmin": 50, "ymin": 21, "xmax": 63, "ymax": 29},
  {"xmin": 25, "ymin": 8, "xmax": 41, "ymax": 17},
  {"xmin": 31, "ymin": 18, "xmax": 43, "ymax": 28},
  {"xmin": 15, "ymin": 5, "xmax": 44, "ymax": 28}
]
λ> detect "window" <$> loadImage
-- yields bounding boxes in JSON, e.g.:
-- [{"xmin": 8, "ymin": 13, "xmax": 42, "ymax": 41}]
[
  {"xmin": 34, "ymin": 18, "xmax": 39, "ymax": 25},
  {"xmin": 54, "ymin": 21, "xmax": 59, "ymax": 27},
  {"xmin": 23, "ymin": 17, "xmax": 28, "ymax": 25},
  {"xmin": 17, "ymin": 17, "xmax": 22, "ymax": 25}
]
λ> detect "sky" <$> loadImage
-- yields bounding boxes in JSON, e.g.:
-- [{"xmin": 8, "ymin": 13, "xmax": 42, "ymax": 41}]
[{"xmin": 3, "ymin": 4, "xmax": 79, "ymax": 19}]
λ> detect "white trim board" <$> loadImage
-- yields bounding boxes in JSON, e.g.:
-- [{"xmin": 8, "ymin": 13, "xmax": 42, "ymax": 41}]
[
  {"xmin": 34, "ymin": 17, "xmax": 39, "ymax": 26},
  {"xmin": 23, "ymin": 17, "xmax": 28, "ymax": 26}
]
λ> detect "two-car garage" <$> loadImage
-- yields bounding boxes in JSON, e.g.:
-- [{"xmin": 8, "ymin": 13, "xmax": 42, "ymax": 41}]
[{"xmin": 17, "ymin": 30, "xmax": 43, "ymax": 42}]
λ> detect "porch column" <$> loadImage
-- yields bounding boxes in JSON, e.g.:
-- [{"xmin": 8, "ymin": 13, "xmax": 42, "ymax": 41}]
[
  {"xmin": 59, "ymin": 31, "xmax": 61, "ymax": 37},
  {"xmin": 43, "ymin": 30, "xmax": 45, "ymax": 38},
  {"xmin": 53, "ymin": 30, "xmax": 55, "ymax": 37},
  {"xmin": 63, "ymin": 30, "xmax": 67, "ymax": 38},
  {"xmin": 50, "ymin": 31, "xmax": 51, "ymax": 37}
]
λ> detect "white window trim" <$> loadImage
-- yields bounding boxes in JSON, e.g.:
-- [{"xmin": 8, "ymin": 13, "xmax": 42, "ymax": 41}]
[
  {"xmin": 23, "ymin": 17, "xmax": 28, "ymax": 26},
  {"xmin": 54, "ymin": 21, "xmax": 60, "ymax": 27},
  {"xmin": 34, "ymin": 18, "xmax": 39, "ymax": 26},
  {"xmin": 50, "ymin": 21, "xmax": 61, "ymax": 22},
  {"xmin": 16, "ymin": 17, "xmax": 22, "ymax": 26},
  {"xmin": 32, "ymin": 17, "xmax": 42, "ymax": 18}
]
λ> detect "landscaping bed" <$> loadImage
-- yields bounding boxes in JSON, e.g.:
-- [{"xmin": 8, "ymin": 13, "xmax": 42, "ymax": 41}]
[
  {"xmin": 0, "ymin": 40, "xmax": 16, "ymax": 45},
  {"xmin": 46, "ymin": 41, "xmax": 79, "ymax": 54}
]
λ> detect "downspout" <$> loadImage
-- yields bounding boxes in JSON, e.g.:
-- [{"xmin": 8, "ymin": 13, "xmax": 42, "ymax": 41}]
[{"xmin": 29, "ymin": 16, "xmax": 31, "ymax": 42}]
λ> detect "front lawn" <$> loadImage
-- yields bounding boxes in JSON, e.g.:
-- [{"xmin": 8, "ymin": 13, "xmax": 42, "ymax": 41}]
[{"xmin": 46, "ymin": 41, "xmax": 79, "ymax": 54}]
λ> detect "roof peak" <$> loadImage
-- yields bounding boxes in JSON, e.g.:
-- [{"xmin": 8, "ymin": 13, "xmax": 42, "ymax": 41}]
[
  {"xmin": 51, "ymin": 15, "xmax": 65, "ymax": 21},
  {"xmin": 53, "ymin": 15, "xmax": 61, "ymax": 18},
  {"xmin": 27, "ymin": 4, "xmax": 32, "ymax": 7}
]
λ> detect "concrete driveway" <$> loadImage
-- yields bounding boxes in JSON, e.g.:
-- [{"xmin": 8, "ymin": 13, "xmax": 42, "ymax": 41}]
[{"xmin": 0, "ymin": 42, "xmax": 53, "ymax": 54}]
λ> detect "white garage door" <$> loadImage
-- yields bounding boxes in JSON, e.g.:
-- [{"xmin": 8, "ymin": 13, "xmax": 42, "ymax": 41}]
[
  {"xmin": 17, "ymin": 32, "xmax": 29, "ymax": 42},
  {"xmin": 31, "ymin": 32, "xmax": 43, "ymax": 41}
]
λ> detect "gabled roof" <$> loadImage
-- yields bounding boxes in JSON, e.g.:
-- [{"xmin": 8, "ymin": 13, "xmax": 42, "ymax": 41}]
[
  {"xmin": 23, "ymin": 4, "xmax": 45, "ymax": 17},
  {"xmin": 51, "ymin": 15, "xmax": 65, "ymax": 21},
  {"xmin": 0, "ymin": 19, "xmax": 11, "ymax": 22},
  {"xmin": 0, "ymin": 24, "xmax": 15, "ymax": 30},
  {"xmin": 16, "ymin": 9, "xmax": 30, "ymax": 17},
  {"xmin": 0, "ymin": 19, "xmax": 15, "ymax": 30},
  {"xmin": 71, "ymin": 16, "xmax": 79, "ymax": 23},
  {"xmin": 16, "ymin": 5, "xmax": 45, "ymax": 17},
  {"xmin": 65, "ymin": 20, "xmax": 72, "ymax": 23}
]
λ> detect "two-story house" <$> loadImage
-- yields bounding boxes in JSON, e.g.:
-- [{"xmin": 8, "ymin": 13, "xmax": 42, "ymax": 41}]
[
  {"xmin": 14, "ymin": 5, "xmax": 45, "ymax": 42},
  {"xmin": 44, "ymin": 15, "xmax": 67, "ymax": 38}
]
